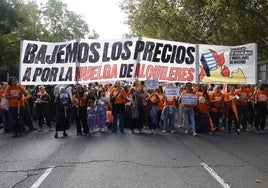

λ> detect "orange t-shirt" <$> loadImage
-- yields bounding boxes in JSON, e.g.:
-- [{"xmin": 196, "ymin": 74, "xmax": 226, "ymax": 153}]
[
  {"xmin": 235, "ymin": 88, "xmax": 249, "ymax": 106},
  {"xmin": 197, "ymin": 92, "xmax": 209, "ymax": 113},
  {"xmin": 164, "ymin": 96, "xmax": 177, "ymax": 106},
  {"xmin": 224, "ymin": 92, "xmax": 237, "ymax": 109},
  {"xmin": 5, "ymin": 85, "xmax": 27, "ymax": 107},
  {"xmin": 156, "ymin": 92, "xmax": 164, "ymax": 110},
  {"xmin": 110, "ymin": 87, "xmax": 127, "ymax": 104},
  {"xmin": 255, "ymin": 90, "xmax": 268, "ymax": 103},
  {"xmin": 209, "ymin": 91, "xmax": 224, "ymax": 110},
  {"xmin": 72, "ymin": 93, "xmax": 88, "ymax": 107}
]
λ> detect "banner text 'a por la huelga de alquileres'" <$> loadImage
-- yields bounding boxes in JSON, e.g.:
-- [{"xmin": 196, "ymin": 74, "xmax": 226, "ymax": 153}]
[{"xmin": 20, "ymin": 37, "xmax": 257, "ymax": 85}]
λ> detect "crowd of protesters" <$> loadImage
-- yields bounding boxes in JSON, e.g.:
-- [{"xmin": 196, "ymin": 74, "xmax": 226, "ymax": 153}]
[{"xmin": 0, "ymin": 76, "xmax": 268, "ymax": 138}]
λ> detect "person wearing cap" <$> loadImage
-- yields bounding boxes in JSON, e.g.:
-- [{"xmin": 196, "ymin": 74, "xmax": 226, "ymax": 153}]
[
  {"xmin": 179, "ymin": 82, "xmax": 198, "ymax": 136},
  {"xmin": 35, "ymin": 85, "xmax": 52, "ymax": 132}
]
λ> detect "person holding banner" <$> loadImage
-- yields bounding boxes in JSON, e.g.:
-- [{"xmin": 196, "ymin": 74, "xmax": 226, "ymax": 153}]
[
  {"xmin": 109, "ymin": 81, "xmax": 127, "ymax": 133},
  {"xmin": 5, "ymin": 77, "xmax": 28, "ymax": 137},
  {"xmin": 224, "ymin": 85, "xmax": 240, "ymax": 134},
  {"xmin": 54, "ymin": 86, "xmax": 72, "ymax": 138},
  {"xmin": 179, "ymin": 82, "xmax": 198, "ymax": 136}
]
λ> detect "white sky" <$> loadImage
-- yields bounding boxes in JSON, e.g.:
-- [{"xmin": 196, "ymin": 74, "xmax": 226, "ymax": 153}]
[{"xmin": 37, "ymin": 0, "xmax": 130, "ymax": 39}]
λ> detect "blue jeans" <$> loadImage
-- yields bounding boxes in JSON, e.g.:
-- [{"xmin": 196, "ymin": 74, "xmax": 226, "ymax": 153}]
[
  {"xmin": 162, "ymin": 106, "xmax": 176, "ymax": 131},
  {"xmin": 112, "ymin": 104, "xmax": 125, "ymax": 132},
  {"xmin": 183, "ymin": 107, "xmax": 196, "ymax": 132}
]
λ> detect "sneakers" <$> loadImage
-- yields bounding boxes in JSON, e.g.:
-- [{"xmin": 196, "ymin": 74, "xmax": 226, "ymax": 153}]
[
  {"xmin": 100, "ymin": 128, "xmax": 105, "ymax": 132},
  {"xmin": 184, "ymin": 130, "xmax": 190, "ymax": 134},
  {"xmin": 162, "ymin": 130, "xmax": 167, "ymax": 133},
  {"xmin": 244, "ymin": 128, "xmax": 250, "ymax": 132},
  {"xmin": 63, "ymin": 132, "xmax": 68, "ymax": 137},
  {"xmin": 170, "ymin": 130, "xmax": 175, "ymax": 134},
  {"xmin": 192, "ymin": 132, "xmax": 197, "ymax": 137}
]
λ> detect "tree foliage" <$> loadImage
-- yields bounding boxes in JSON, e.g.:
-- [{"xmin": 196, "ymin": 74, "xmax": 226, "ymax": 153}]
[
  {"xmin": 0, "ymin": 0, "xmax": 98, "ymax": 78},
  {"xmin": 120, "ymin": 0, "xmax": 268, "ymax": 61}
]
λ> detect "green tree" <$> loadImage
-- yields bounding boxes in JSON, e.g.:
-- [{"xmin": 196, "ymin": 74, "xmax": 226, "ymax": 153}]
[
  {"xmin": 39, "ymin": 0, "xmax": 98, "ymax": 42},
  {"xmin": 0, "ymin": 0, "xmax": 98, "ymax": 78},
  {"xmin": 0, "ymin": 0, "xmax": 36, "ymax": 76},
  {"xmin": 120, "ymin": 0, "xmax": 268, "ymax": 61}
]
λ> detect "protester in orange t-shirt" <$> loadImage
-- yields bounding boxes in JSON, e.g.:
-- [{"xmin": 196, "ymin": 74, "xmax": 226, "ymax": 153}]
[
  {"xmin": 209, "ymin": 85, "xmax": 224, "ymax": 131},
  {"xmin": 72, "ymin": 84, "xmax": 89, "ymax": 135},
  {"xmin": 109, "ymin": 81, "xmax": 127, "ymax": 133},
  {"xmin": 195, "ymin": 84, "xmax": 211, "ymax": 133},
  {"xmin": 224, "ymin": 85, "xmax": 240, "ymax": 134},
  {"xmin": 235, "ymin": 84, "xmax": 250, "ymax": 131},
  {"xmin": 247, "ymin": 84, "xmax": 256, "ymax": 127},
  {"xmin": 5, "ymin": 77, "xmax": 28, "ymax": 137},
  {"xmin": 145, "ymin": 89, "xmax": 159, "ymax": 134}
]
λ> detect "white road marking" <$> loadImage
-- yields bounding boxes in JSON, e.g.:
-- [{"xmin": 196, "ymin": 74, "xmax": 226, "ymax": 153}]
[
  {"xmin": 30, "ymin": 166, "xmax": 55, "ymax": 188},
  {"xmin": 201, "ymin": 163, "xmax": 231, "ymax": 188}
]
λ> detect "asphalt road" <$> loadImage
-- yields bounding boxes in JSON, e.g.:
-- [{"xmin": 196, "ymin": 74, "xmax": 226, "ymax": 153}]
[{"xmin": 0, "ymin": 122, "xmax": 267, "ymax": 188}]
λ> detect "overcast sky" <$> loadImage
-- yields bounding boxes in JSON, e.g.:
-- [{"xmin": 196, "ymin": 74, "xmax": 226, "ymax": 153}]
[{"xmin": 37, "ymin": 0, "xmax": 130, "ymax": 39}]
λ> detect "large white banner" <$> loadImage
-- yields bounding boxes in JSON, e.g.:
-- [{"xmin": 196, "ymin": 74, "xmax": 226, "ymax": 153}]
[{"xmin": 19, "ymin": 38, "xmax": 256, "ymax": 85}]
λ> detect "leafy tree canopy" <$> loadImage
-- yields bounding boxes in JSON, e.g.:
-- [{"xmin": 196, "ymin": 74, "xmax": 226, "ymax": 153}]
[
  {"xmin": 0, "ymin": 0, "xmax": 98, "ymax": 77},
  {"xmin": 120, "ymin": 0, "xmax": 268, "ymax": 62}
]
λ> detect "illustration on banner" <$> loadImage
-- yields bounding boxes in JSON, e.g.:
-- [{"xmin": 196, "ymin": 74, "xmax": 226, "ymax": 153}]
[{"xmin": 198, "ymin": 49, "xmax": 247, "ymax": 83}]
